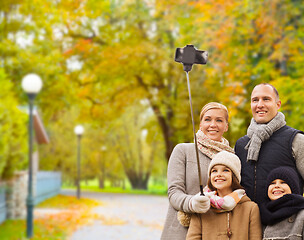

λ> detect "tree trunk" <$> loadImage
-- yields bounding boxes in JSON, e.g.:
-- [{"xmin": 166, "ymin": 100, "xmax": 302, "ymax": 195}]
[
  {"xmin": 98, "ymin": 177, "xmax": 104, "ymax": 189},
  {"xmin": 128, "ymin": 174, "xmax": 149, "ymax": 190},
  {"xmin": 149, "ymin": 102, "xmax": 175, "ymax": 162},
  {"xmin": 135, "ymin": 75, "xmax": 175, "ymax": 162}
]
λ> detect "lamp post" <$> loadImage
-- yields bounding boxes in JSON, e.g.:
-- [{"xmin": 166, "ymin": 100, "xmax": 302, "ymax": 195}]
[
  {"xmin": 74, "ymin": 125, "xmax": 84, "ymax": 199},
  {"xmin": 21, "ymin": 73, "xmax": 43, "ymax": 239}
]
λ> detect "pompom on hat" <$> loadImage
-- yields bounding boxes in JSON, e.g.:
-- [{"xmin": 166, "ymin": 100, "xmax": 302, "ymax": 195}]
[
  {"xmin": 266, "ymin": 167, "xmax": 301, "ymax": 195},
  {"xmin": 208, "ymin": 150, "xmax": 241, "ymax": 182}
]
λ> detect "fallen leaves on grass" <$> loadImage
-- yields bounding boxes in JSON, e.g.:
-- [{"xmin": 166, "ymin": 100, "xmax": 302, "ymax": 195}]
[
  {"xmin": 37, "ymin": 194, "xmax": 102, "ymax": 209},
  {"xmin": 98, "ymin": 215, "xmax": 127, "ymax": 225},
  {"xmin": 0, "ymin": 194, "xmax": 104, "ymax": 240},
  {"xmin": 33, "ymin": 195, "xmax": 102, "ymax": 238},
  {"xmin": 136, "ymin": 220, "xmax": 164, "ymax": 230}
]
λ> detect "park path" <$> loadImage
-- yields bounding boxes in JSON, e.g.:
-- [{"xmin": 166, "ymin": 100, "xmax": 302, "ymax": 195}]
[{"xmin": 62, "ymin": 190, "xmax": 168, "ymax": 240}]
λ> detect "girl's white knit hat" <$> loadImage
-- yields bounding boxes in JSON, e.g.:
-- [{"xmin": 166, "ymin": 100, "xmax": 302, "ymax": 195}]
[{"xmin": 208, "ymin": 150, "xmax": 241, "ymax": 182}]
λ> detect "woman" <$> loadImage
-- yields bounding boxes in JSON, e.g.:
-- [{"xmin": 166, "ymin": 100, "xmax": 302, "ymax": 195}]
[
  {"xmin": 161, "ymin": 102, "xmax": 234, "ymax": 240},
  {"xmin": 186, "ymin": 151, "xmax": 262, "ymax": 240},
  {"xmin": 260, "ymin": 167, "xmax": 304, "ymax": 240}
]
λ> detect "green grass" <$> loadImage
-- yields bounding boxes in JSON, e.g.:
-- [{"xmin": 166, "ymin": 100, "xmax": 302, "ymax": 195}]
[
  {"xmin": 62, "ymin": 178, "xmax": 168, "ymax": 196},
  {"xmin": 0, "ymin": 220, "xmax": 28, "ymax": 240},
  {"xmin": 0, "ymin": 220, "xmax": 66, "ymax": 240},
  {"xmin": 0, "ymin": 214, "xmax": 68, "ymax": 240}
]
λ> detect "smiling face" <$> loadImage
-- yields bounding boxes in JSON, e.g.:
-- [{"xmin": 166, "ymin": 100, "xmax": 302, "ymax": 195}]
[
  {"xmin": 251, "ymin": 84, "xmax": 281, "ymax": 124},
  {"xmin": 210, "ymin": 165, "xmax": 233, "ymax": 197},
  {"xmin": 200, "ymin": 109, "xmax": 228, "ymax": 142},
  {"xmin": 268, "ymin": 179, "xmax": 292, "ymax": 201}
]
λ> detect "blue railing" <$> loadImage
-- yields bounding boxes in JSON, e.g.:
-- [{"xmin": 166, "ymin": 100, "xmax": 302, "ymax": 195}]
[
  {"xmin": 34, "ymin": 171, "xmax": 61, "ymax": 205},
  {"xmin": 0, "ymin": 187, "xmax": 6, "ymax": 224}
]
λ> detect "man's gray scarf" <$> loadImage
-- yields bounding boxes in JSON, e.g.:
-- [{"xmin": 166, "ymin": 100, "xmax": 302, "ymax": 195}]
[{"xmin": 245, "ymin": 112, "xmax": 286, "ymax": 161}]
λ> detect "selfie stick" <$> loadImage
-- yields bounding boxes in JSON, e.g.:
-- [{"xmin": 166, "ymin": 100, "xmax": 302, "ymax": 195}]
[
  {"xmin": 185, "ymin": 72, "xmax": 204, "ymax": 195},
  {"xmin": 175, "ymin": 45, "xmax": 208, "ymax": 195}
]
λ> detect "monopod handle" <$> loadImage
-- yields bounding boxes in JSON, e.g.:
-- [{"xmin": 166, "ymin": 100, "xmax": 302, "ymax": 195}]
[
  {"xmin": 185, "ymin": 71, "xmax": 204, "ymax": 197},
  {"xmin": 175, "ymin": 45, "xmax": 208, "ymax": 198}
]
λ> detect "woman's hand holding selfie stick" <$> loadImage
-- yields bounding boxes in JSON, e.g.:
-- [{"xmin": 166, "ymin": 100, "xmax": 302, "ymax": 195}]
[{"xmin": 189, "ymin": 193, "xmax": 210, "ymax": 213}]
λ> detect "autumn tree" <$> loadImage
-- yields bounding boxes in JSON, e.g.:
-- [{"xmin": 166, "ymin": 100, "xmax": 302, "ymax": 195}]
[
  {"xmin": 0, "ymin": 70, "xmax": 27, "ymax": 180},
  {"xmin": 81, "ymin": 126, "xmax": 124, "ymax": 189},
  {"xmin": 109, "ymin": 103, "xmax": 164, "ymax": 190}
]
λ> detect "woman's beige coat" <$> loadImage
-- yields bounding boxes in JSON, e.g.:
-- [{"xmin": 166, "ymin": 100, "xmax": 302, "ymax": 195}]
[
  {"xmin": 186, "ymin": 195, "xmax": 262, "ymax": 240},
  {"xmin": 161, "ymin": 143, "xmax": 212, "ymax": 240}
]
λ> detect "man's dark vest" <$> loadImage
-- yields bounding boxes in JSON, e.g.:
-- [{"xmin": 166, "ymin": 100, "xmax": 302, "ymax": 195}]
[{"xmin": 235, "ymin": 125, "xmax": 304, "ymax": 205}]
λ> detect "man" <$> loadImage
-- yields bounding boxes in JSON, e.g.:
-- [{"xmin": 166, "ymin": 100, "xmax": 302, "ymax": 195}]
[{"xmin": 235, "ymin": 83, "xmax": 304, "ymax": 205}]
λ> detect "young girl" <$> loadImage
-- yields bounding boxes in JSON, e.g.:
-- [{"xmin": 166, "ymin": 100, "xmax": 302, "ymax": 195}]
[
  {"xmin": 186, "ymin": 150, "xmax": 262, "ymax": 240},
  {"xmin": 259, "ymin": 166, "xmax": 304, "ymax": 240},
  {"xmin": 161, "ymin": 102, "xmax": 234, "ymax": 240}
]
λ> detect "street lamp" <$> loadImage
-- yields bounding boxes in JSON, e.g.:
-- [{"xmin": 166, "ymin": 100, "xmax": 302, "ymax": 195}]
[
  {"xmin": 74, "ymin": 125, "xmax": 84, "ymax": 199},
  {"xmin": 21, "ymin": 73, "xmax": 43, "ymax": 239}
]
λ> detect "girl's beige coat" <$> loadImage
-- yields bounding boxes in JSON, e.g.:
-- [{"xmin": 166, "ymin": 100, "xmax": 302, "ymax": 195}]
[{"xmin": 186, "ymin": 195, "xmax": 262, "ymax": 240}]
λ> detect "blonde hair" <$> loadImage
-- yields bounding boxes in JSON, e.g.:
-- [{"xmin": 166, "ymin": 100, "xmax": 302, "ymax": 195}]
[{"xmin": 200, "ymin": 102, "xmax": 229, "ymax": 122}]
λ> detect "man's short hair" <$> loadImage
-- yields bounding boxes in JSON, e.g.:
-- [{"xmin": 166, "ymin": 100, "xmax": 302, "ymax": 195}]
[{"xmin": 254, "ymin": 83, "xmax": 280, "ymax": 101}]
